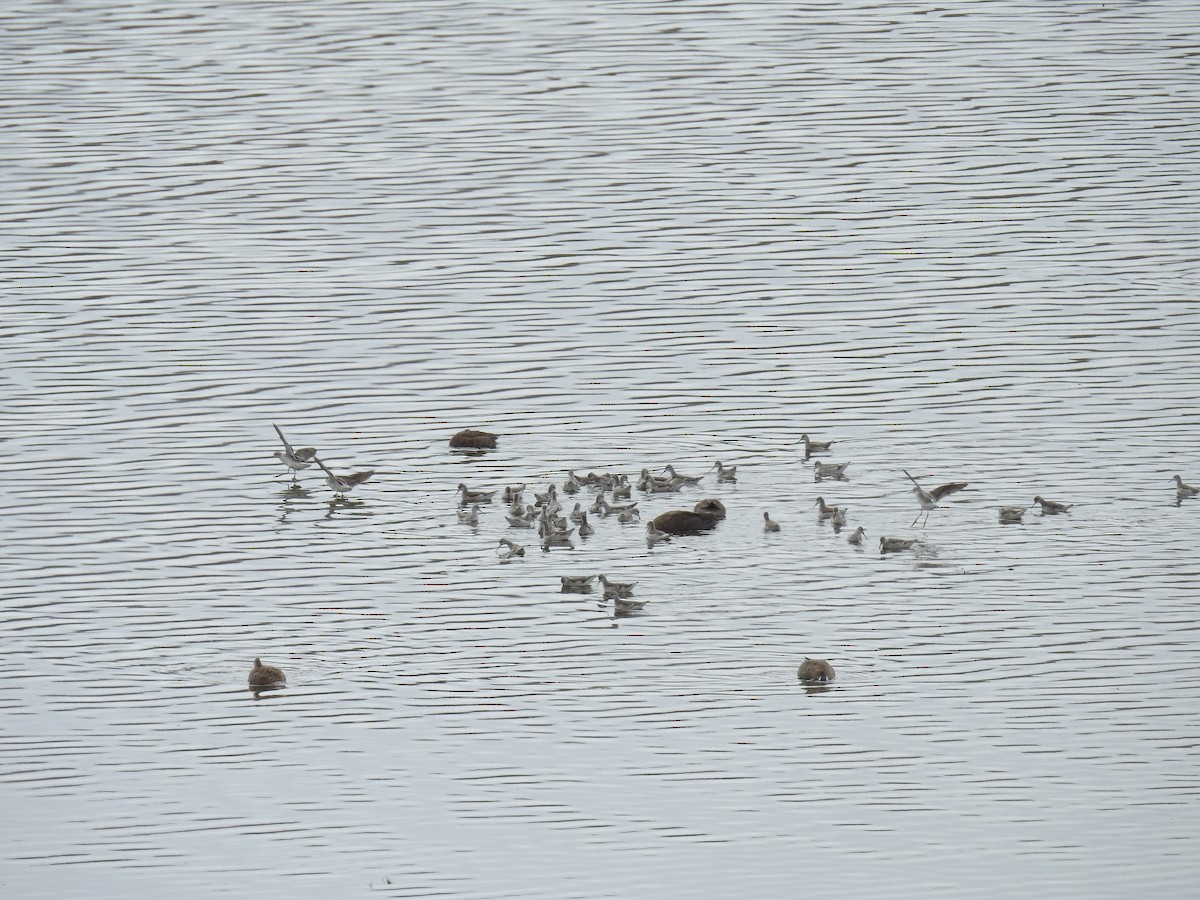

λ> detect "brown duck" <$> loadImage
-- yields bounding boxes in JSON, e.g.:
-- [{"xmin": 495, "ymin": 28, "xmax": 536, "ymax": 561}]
[
  {"xmin": 449, "ymin": 429, "xmax": 498, "ymax": 449},
  {"xmin": 650, "ymin": 498, "xmax": 727, "ymax": 535}
]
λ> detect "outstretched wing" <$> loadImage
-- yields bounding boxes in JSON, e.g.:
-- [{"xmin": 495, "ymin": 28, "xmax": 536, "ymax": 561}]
[{"xmin": 273, "ymin": 423, "xmax": 295, "ymax": 455}]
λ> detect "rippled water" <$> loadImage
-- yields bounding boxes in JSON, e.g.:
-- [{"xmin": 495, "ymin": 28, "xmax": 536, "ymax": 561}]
[{"xmin": 4, "ymin": 0, "xmax": 1200, "ymax": 897}]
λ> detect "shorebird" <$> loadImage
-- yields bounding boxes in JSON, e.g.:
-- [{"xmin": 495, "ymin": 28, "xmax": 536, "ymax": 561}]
[
  {"xmin": 449, "ymin": 428, "xmax": 497, "ymax": 449},
  {"xmin": 496, "ymin": 538, "xmax": 525, "ymax": 559},
  {"xmin": 457, "ymin": 504, "xmax": 481, "ymax": 525},
  {"xmin": 541, "ymin": 530, "xmax": 575, "ymax": 551},
  {"xmin": 314, "ymin": 457, "xmax": 374, "ymax": 496},
  {"xmin": 272, "ymin": 424, "xmax": 317, "ymax": 479},
  {"xmin": 638, "ymin": 469, "xmax": 681, "ymax": 492},
  {"xmin": 249, "ymin": 657, "xmax": 285, "ymax": 687},
  {"xmin": 458, "ymin": 483, "xmax": 496, "ymax": 505},
  {"xmin": 577, "ymin": 512, "xmax": 595, "ymax": 537},
  {"xmin": 533, "ymin": 484, "xmax": 558, "ymax": 507},
  {"xmin": 613, "ymin": 596, "xmax": 648, "ymax": 614},
  {"xmin": 562, "ymin": 472, "xmax": 583, "ymax": 495},
  {"xmin": 617, "ymin": 508, "xmax": 641, "ymax": 524},
  {"xmin": 593, "ymin": 495, "xmax": 638, "ymax": 517},
  {"xmin": 568, "ymin": 502, "xmax": 586, "ymax": 524},
  {"xmin": 505, "ymin": 510, "xmax": 535, "ymax": 528},
  {"xmin": 830, "ymin": 507, "xmax": 848, "ymax": 532},
  {"xmin": 598, "ymin": 575, "xmax": 636, "ymax": 598},
  {"xmin": 1033, "ymin": 495, "xmax": 1072, "ymax": 514},
  {"xmin": 903, "ymin": 469, "xmax": 968, "ymax": 527},
  {"xmin": 880, "ymin": 536, "xmax": 919, "ymax": 553},
  {"xmin": 813, "ymin": 461, "xmax": 849, "ymax": 481},
  {"xmin": 560, "ymin": 574, "xmax": 595, "ymax": 592},
  {"xmin": 800, "ymin": 434, "xmax": 835, "ymax": 458},
  {"xmin": 501, "ymin": 484, "xmax": 525, "ymax": 504},
  {"xmin": 612, "ymin": 475, "xmax": 633, "ymax": 500},
  {"xmin": 847, "ymin": 525, "xmax": 866, "ymax": 546},
  {"xmin": 651, "ymin": 499, "xmax": 727, "ymax": 535},
  {"xmin": 1173, "ymin": 475, "xmax": 1199, "ymax": 498},
  {"xmin": 715, "ymin": 461, "xmax": 738, "ymax": 483},
  {"xmin": 763, "ymin": 511, "xmax": 781, "ymax": 533},
  {"xmin": 797, "ymin": 658, "xmax": 836, "ymax": 683},
  {"xmin": 663, "ymin": 464, "xmax": 708, "ymax": 485},
  {"xmin": 814, "ymin": 496, "xmax": 843, "ymax": 521},
  {"xmin": 999, "ymin": 506, "xmax": 1026, "ymax": 524},
  {"xmin": 646, "ymin": 522, "xmax": 672, "ymax": 546}
]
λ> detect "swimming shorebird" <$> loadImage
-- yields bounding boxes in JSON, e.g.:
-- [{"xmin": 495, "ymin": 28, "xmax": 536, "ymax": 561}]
[
  {"xmin": 314, "ymin": 457, "xmax": 374, "ymax": 496},
  {"xmin": 612, "ymin": 476, "xmax": 633, "ymax": 500},
  {"xmin": 646, "ymin": 522, "xmax": 672, "ymax": 546},
  {"xmin": 814, "ymin": 496, "xmax": 843, "ymax": 521},
  {"xmin": 533, "ymin": 484, "xmax": 558, "ymax": 508},
  {"xmin": 999, "ymin": 506, "xmax": 1026, "ymax": 524},
  {"xmin": 560, "ymin": 574, "xmax": 596, "ymax": 592},
  {"xmin": 457, "ymin": 504, "xmax": 481, "ymax": 525},
  {"xmin": 651, "ymin": 499, "xmax": 727, "ymax": 535},
  {"xmin": 638, "ymin": 469, "xmax": 681, "ymax": 493},
  {"xmin": 568, "ymin": 502, "xmax": 586, "ymax": 524},
  {"xmin": 613, "ymin": 596, "xmax": 648, "ymax": 614},
  {"xmin": 594, "ymin": 495, "xmax": 638, "ymax": 517},
  {"xmin": 577, "ymin": 512, "xmax": 595, "ymax": 537},
  {"xmin": 505, "ymin": 508, "xmax": 535, "ymax": 528},
  {"xmin": 847, "ymin": 525, "xmax": 866, "ymax": 546},
  {"xmin": 663, "ymin": 464, "xmax": 709, "ymax": 485},
  {"xmin": 271, "ymin": 424, "xmax": 317, "ymax": 480},
  {"xmin": 830, "ymin": 507, "xmax": 848, "ymax": 532},
  {"xmin": 541, "ymin": 529, "xmax": 575, "ymax": 551},
  {"xmin": 449, "ymin": 428, "xmax": 497, "ymax": 450},
  {"xmin": 799, "ymin": 434, "xmax": 835, "ymax": 458},
  {"xmin": 598, "ymin": 575, "xmax": 636, "ymax": 599},
  {"xmin": 880, "ymin": 536, "xmax": 919, "ymax": 553},
  {"xmin": 1173, "ymin": 475, "xmax": 1199, "ymax": 498},
  {"xmin": 797, "ymin": 658, "xmax": 836, "ymax": 683},
  {"xmin": 617, "ymin": 508, "xmax": 641, "ymax": 524},
  {"xmin": 458, "ymin": 483, "xmax": 496, "ymax": 505},
  {"xmin": 763, "ymin": 511, "xmax": 781, "ymax": 533},
  {"xmin": 496, "ymin": 537, "xmax": 525, "ymax": 559},
  {"xmin": 248, "ymin": 657, "xmax": 285, "ymax": 687},
  {"xmin": 562, "ymin": 472, "xmax": 583, "ymax": 495},
  {"xmin": 813, "ymin": 461, "xmax": 850, "ymax": 481},
  {"xmin": 715, "ymin": 461, "xmax": 738, "ymax": 483},
  {"xmin": 1033, "ymin": 495, "xmax": 1072, "ymax": 514},
  {"xmin": 501, "ymin": 484, "xmax": 525, "ymax": 504}
]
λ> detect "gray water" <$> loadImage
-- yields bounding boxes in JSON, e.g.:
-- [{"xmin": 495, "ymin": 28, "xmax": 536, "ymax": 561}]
[{"xmin": 3, "ymin": 0, "xmax": 1200, "ymax": 897}]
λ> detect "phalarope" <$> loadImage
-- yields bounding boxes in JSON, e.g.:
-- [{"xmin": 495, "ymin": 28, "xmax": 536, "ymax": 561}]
[
  {"xmin": 1173, "ymin": 475, "xmax": 1199, "ymax": 498},
  {"xmin": 999, "ymin": 506, "xmax": 1026, "ymax": 524},
  {"xmin": 663, "ymin": 464, "xmax": 708, "ymax": 485},
  {"xmin": 458, "ymin": 483, "xmax": 496, "ymax": 505},
  {"xmin": 314, "ymin": 457, "xmax": 374, "ymax": 495},
  {"xmin": 617, "ymin": 508, "xmax": 641, "ymax": 524},
  {"xmin": 272, "ymin": 424, "xmax": 317, "ymax": 479},
  {"xmin": 763, "ymin": 511, "xmax": 781, "ymax": 533},
  {"xmin": 797, "ymin": 658, "xmax": 835, "ymax": 682},
  {"xmin": 541, "ymin": 530, "xmax": 575, "ymax": 551},
  {"xmin": 638, "ymin": 469, "xmax": 681, "ymax": 492},
  {"xmin": 651, "ymin": 498, "xmax": 727, "ymax": 535},
  {"xmin": 449, "ymin": 429, "xmax": 497, "ymax": 449},
  {"xmin": 879, "ymin": 536, "xmax": 919, "ymax": 553},
  {"xmin": 799, "ymin": 434, "xmax": 835, "ymax": 458},
  {"xmin": 830, "ymin": 507, "xmax": 848, "ymax": 532},
  {"xmin": 505, "ymin": 512, "xmax": 534, "ymax": 528},
  {"xmin": 613, "ymin": 596, "xmax": 648, "ymax": 614},
  {"xmin": 577, "ymin": 512, "xmax": 595, "ymax": 537},
  {"xmin": 533, "ymin": 484, "xmax": 558, "ymax": 507},
  {"xmin": 560, "ymin": 574, "xmax": 595, "ymax": 592},
  {"xmin": 562, "ymin": 472, "xmax": 583, "ymax": 495},
  {"xmin": 501, "ymin": 484, "xmax": 525, "ymax": 504},
  {"xmin": 646, "ymin": 522, "xmax": 672, "ymax": 546},
  {"xmin": 814, "ymin": 497, "xmax": 842, "ymax": 520},
  {"xmin": 496, "ymin": 538, "xmax": 525, "ymax": 559},
  {"xmin": 813, "ymin": 461, "xmax": 849, "ymax": 481},
  {"xmin": 249, "ymin": 657, "xmax": 285, "ymax": 687},
  {"xmin": 847, "ymin": 525, "xmax": 866, "ymax": 546},
  {"xmin": 904, "ymin": 469, "xmax": 968, "ymax": 501},
  {"xmin": 457, "ymin": 504, "xmax": 481, "ymax": 525},
  {"xmin": 715, "ymin": 461, "xmax": 738, "ymax": 483},
  {"xmin": 1033, "ymin": 495, "xmax": 1071, "ymax": 514},
  {"xmin": 599, "ymin": 575, "xmax": 636, "ymax": 599}
]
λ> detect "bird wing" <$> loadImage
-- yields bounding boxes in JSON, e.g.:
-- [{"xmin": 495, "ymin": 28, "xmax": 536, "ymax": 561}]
[
  {"xmin": 930, "ymin": 482, "xmax": 968, "ymax": 500},
  {"xmin": 273, "ymin": 423, "xmax": 295, "ymax": 455}
]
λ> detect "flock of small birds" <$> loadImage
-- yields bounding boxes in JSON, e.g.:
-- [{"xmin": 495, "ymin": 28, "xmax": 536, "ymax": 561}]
[{"xmin": 253, "ymin": 425, "xmax": 1198, "ymax": 691}]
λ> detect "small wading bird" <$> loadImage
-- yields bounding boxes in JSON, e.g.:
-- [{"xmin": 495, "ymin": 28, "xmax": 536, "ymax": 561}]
[
  {"xmin": 814, "ymin": 497, "xmax": 843, "ymax": 521},
  {"xmin": 847, "ymin": 525, "xmax": 866, "ymax": 546},
  {"xmin": 999, "ymin": 506, "xmax": 1026, "ymax": 524},
  {"xmin": 645, "ymin": 522, "xmax": 672, "ymax": 546},
  {"xmin": 715, "ymin": 461, "xmax": 738, "ymax": 483},
  {"xmin": 560, "ymin": 574, "xmax": 596, "ymax": 592},
  {"xmin": 813, "ymin": 461, "xmax": 849, "ymax": 481},
  {"xmin": 248, "ymin": 657, "xmax": 285, "ymax": 687},
  {"xmin": 613, "ymin": 596, "xmax": 648, "ymax": 615},
  {"xmin": 457, "ymin": 483, "xmax": 495, "ymax": 505},
  {"xmin": 1033, "ymin": 495, "xmax": 1072, "ymax": 514},
  {"xmin": 797, "ymin": 658, "xmax": 836, "ymax": 683},
  {"xmin": 314, "ymin": 457, "xmax": 374, "ymax": 496},
  {"xmin": 903, "ymin": 469, "xmax": 968, "ymax": 527},
  {"xmin": 1173, "ymin": 475, "xmax": 1198, "ymax": 498},
  {"xmin": 880, "ymin": 536, "xmax": 919, "ymax": 554},
  {"xmin": 598, "ymin": 575, "xmax": 636, "ymax": 599},
  {"xmin": 799, "ymin": 434, "xmax": 835, "ymax": 458},
  {"xmin": 496, "ymin": 538, "xmax": 525, "ymax": 559},
  {"xmin": 763, "ymin": 511, "xmax": 781, "ymax": 533},
  {"xmin": 272, "ymin": 424, "xmax": 317, "ymax": 480},
  {"xmin": 457, "ymin": 504, "xmax": 481, "ymax": 525}
]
